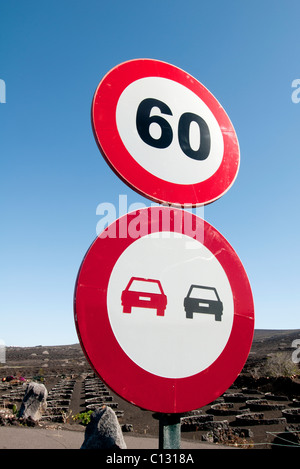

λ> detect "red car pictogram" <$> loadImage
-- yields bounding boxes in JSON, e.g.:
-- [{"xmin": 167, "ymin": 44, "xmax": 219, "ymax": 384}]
[{"xmin": 121, "ymin": 277, "xmax": 167, "ymax": 316}]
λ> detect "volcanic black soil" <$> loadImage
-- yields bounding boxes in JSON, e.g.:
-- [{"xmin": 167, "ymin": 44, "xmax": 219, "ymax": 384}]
[{"xmin": 1, "ymin": 329, "xmax": 300, "ymax": 449}]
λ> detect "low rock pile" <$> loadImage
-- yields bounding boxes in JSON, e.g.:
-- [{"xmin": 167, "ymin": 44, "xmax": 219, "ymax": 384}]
[
  {"xmin": 81, "ymin": 406, "xmax": 127, "ymax": 449},
  {"xmin": 18, "ymin": 382, "xmax": 48, "ymax": 422}
]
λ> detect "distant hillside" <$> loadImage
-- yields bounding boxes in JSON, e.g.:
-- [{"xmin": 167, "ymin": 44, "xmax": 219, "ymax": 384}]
[
  {"xmin": 246, "ymin": 329, "xmax": 300, "ymax": 367},
  {"xmin": 3, "ymin": 329, "xmax": 300, "ymax": 369},
  {"xmin": 253, "ymin": 329, "xmax": 300, "ymax": 341}
]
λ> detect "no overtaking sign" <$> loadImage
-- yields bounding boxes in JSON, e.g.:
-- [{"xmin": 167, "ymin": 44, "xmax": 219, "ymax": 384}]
[{"xmin": 74, "ymin": 207, "xmax": 254, "ymax": 414}]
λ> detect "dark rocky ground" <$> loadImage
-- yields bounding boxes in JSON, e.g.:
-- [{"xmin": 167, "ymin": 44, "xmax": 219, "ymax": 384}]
[{"xmin": 1, "ymin": 329, "xmax": 300, "ymax": 449}]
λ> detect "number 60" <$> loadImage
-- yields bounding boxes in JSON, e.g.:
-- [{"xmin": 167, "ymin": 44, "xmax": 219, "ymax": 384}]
[{"xmin": 136, "ymin": 98, "xmax": 211, "ymax": 161}]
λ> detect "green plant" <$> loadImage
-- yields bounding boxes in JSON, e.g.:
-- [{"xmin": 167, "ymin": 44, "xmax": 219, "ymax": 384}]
[
  {"xmin": 12, "ymin": 404, "xmax": 18, "ymax": 415},
  {"xmin": 61, "ymin": 410, "xmax": 73, "ymax": 424},
  {"xmin": 72, "ymin": 410, "xmax": 93, "ymax": 426},
  {"xmin": 263, "ymin": 352, "xmax": 299, "ymax": 378}
]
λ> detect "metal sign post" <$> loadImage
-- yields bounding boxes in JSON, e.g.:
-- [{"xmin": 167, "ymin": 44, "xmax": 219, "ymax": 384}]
[{"xmin": 159, "ymin": 414, "xmax": 181, "ymax": 449}]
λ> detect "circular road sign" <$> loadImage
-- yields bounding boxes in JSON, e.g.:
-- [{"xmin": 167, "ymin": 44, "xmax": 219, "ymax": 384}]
[
  {"xmin": 74, "ymin": 207, "xmax": 254, "ymax": 414},
  {"xmin": 91, "ymin": 59, "xmax": 240, "ymax": 207}
]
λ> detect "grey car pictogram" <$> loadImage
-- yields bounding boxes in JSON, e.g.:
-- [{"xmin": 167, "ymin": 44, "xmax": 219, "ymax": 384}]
[{"xmin": 184, "ymin": 285, "xmax": 223, "ymax": 321}]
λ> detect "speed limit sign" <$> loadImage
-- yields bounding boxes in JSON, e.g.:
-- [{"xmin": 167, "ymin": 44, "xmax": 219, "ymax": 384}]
[{"xmin": 92, "ymin": 59, "xmax": 240, "ymax": 206}]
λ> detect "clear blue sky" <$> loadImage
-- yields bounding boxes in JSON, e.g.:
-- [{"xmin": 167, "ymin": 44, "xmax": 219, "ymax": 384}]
[{"xmin": 1, "ymin": 0, "xmax": 299, "ymax": 346}]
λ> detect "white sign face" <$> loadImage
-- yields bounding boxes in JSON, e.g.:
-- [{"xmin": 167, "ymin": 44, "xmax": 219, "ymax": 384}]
[
  {"xmin": 116, "ymin": 77, "xmax": 224, "ymax": 185},
  {"xmin": 107, "ymin": 233, "xmax": 234, "ymax": 379}
]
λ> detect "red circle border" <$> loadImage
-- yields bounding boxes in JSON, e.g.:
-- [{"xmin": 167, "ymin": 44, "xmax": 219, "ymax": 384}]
[
  {"xmin": 91, "ymin": 59, "xmax": 240, "ymax": 207},
  {"xmin": 74, "ymin": 207, "xmax": 254, "ymax": 414}
]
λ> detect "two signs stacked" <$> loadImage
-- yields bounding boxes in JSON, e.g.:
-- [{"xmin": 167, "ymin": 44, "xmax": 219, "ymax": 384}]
[{"xmin": 74, "ymin": 59, "xmax": 254, "ymax": 414}]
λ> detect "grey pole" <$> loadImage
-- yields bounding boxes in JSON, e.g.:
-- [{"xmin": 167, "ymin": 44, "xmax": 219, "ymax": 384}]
[{"xmin": 158, "ymin": 414, "xmax": 181, "ymax": 449}]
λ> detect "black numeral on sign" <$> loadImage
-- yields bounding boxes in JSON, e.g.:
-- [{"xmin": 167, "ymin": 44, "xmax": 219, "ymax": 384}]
[
  {"xmin": 136, "ymin": 98, "xmax": 173, "ymax": 149},
  {"xmin": 178, "ymin": 112, "xmax": 210, "ymax": 161},
  {"xmin": 136, "ymin": 99, "xmax": 211, "ymax": 161}
]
